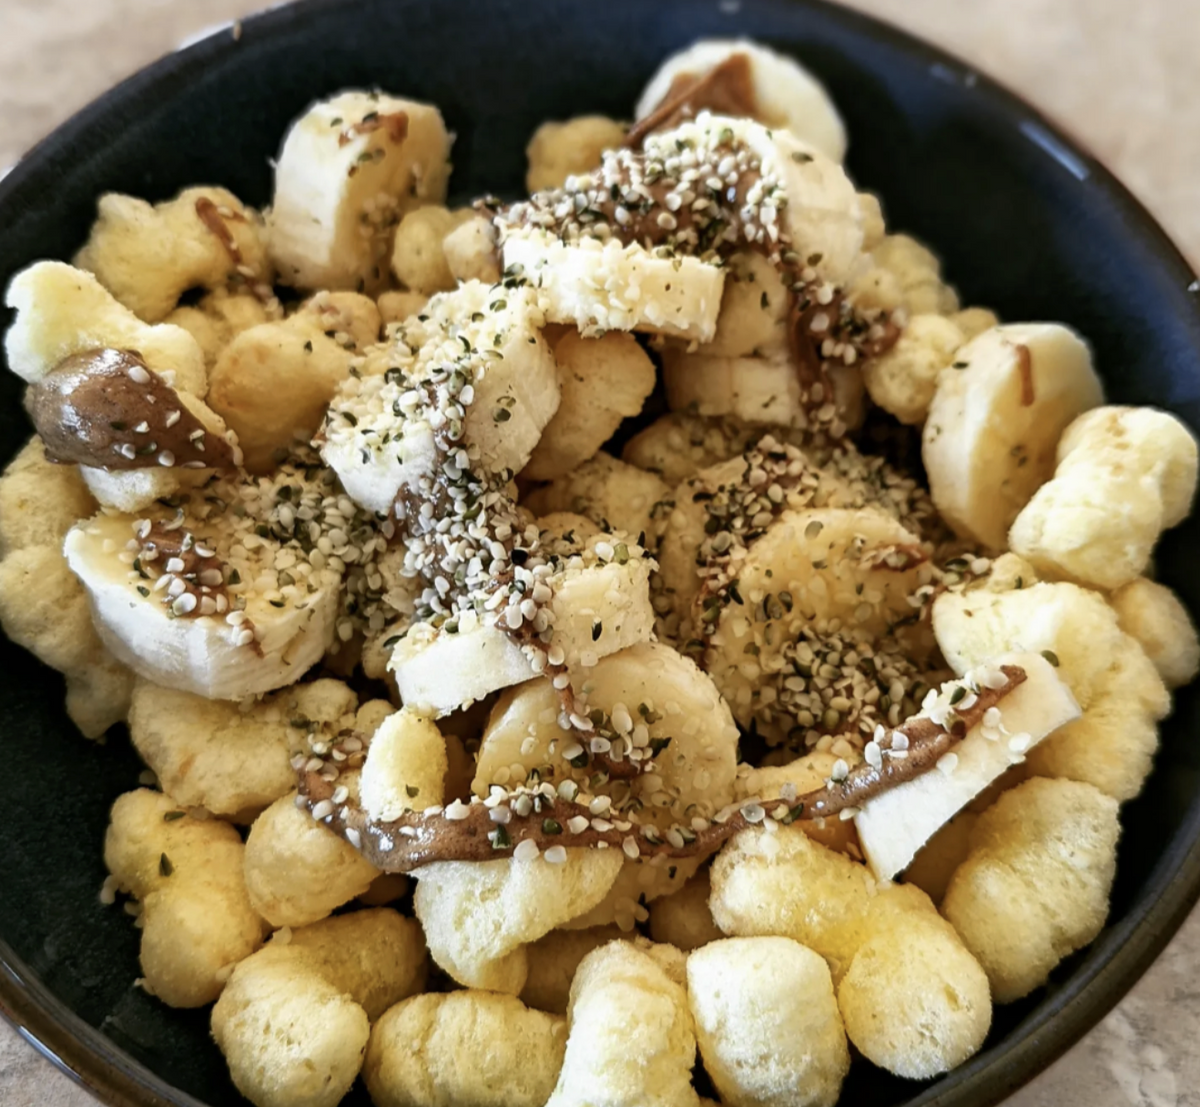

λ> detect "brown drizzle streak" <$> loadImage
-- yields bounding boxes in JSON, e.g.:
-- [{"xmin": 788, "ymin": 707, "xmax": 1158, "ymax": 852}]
[
  {"xmin": 1015, "ymin": 342, "xmax": 1035, "ymax": 406},
  {"xmin": 296, "ymin": 666, "xmax": 1026, "ymax": 872},
  {"xmin": 625, "ymin": 53, "xmax": 760, "ymax": 148},
  {"xmin": 194, "ymin": 197, "xmax": 244, "ymax": 266},
  {"xmin": 27, "ymin": 348, "xmax": 239, "ymax": 472},
  {"xmin": 337, "ymin": 110, "xmax": 410, "ymax": 147}
]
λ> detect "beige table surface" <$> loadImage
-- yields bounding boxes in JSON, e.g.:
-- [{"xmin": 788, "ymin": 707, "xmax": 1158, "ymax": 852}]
[{"xmin": 1, "ymin": 1, "xmax": 1199, "ymax": 1105}]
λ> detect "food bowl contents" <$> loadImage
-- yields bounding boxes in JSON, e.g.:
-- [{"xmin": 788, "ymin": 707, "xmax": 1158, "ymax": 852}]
[{"xmin": 2, "ymin": 34, "xmax": 1198, "ymax": 1107}]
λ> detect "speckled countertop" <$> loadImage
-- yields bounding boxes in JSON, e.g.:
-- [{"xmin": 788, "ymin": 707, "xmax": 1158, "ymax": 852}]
[{"xmin": 1, "ymin": 1, "xmax": 1199, "ymax": 1105}]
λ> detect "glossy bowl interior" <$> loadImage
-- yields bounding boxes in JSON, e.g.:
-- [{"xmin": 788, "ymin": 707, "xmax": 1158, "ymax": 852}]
[{"xmin": 1, "ymin": 1, "xmax": 1199, "ymax": 1105}]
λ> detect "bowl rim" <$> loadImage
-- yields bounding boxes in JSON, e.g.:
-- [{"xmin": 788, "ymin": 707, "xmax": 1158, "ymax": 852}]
[{"xmin": 1, "ymin": 1, "xmax": 1199, "ymax": 1105}]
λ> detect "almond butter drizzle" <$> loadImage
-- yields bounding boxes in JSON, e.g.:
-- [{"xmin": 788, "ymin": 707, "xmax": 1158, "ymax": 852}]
[
  {"xmin": 337, "ymin": 110, "xmax": 410, "ymax": 147},
  {"xmin": 194, "ymin": 196, "xmax": 244, "ymax": 266},
  {"xmin": 296, "ymin": 665, "xmax": 1026, "ymax": 872},
  {"xmin": 625, "ymin": 53, "xmax": 760, "ymax": 147},
  {"xmin": 27, "ymin": 348, "xmax": 238, "ymax": 472},
  {"xmin": 1015, "ymin": 342, "xmax": 1035, "ymax": 406}
]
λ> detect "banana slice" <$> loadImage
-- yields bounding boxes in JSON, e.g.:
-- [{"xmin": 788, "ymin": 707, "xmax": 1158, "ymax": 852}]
[
  {"xmin": 501, "ymin": 228, "xmax": 727, "ymax": 342},
  {"xmin": 267, "ymin": 90, "xmax": 452, "ymax": 293},
  {"xmin": 657, "ymin": 438, "xmax": 936, "ymax": 648},
  {"xmin": 702, "ymin": 251, "xmax": 789, "ymax": 358},
  {"xmin": 389, "ymin": 534, "xmax": 656, "ymax": 715},
  {"xmin": 922, "ymin": 323, "xmax": 1104, "ymax": 550},
  {"xmin": 498, "ymin": 114, "xmax": 863, "ymax": 343},
  {"xmin": 621, "ymin": 413, "xmax": 775, "ymax": 487},
  {"xmin": 5, "ymin": 261, "xmax": 206, "ymax": 395},
  {"xmin": 855, "ymin": 652, "xmax": 1081, "ymax": 882},
  {"xmin": 658, "ymin": 115, "xmax": 863, "ymax": 287},
  {"xmin": 64, "ymin": 461, "xmax": 387, "ymax": 699},
  {"xmin": 634, "ymin": 39, "xmax": 847, "ymax": 162},
  {"xmin": 705, "ymin": 506, "xmax": 932, "ymax": 732},
  {"xmin": 473, "ymin": 640, "xmax": 739, "ymax": 830},
  {"xmin": 75, "ymin": 387, "xmax": 238, "ymax": 514},
  {"xmin": 662, "ymin": 346, "xmax": 865, "ymax": 434},
  {"xmin": 322, "ymin": 281, "xmax": 559, "ymax": 513},
  {"xmin": 656, "ymin": 455, "xmax": 750, "ymax": 640},
  {"xmin": 5, "ymin": 263, "xmax": 243, "ymax": 513}
]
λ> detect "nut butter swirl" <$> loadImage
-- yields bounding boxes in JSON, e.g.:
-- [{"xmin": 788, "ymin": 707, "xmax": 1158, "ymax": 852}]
[
  {"xmin": 26, "ymin": 348, "xmax": 239, "ymax": 472},
  {"xmin": 297, "ymin": 665, "xmax": 1026, "ymax": 872}
]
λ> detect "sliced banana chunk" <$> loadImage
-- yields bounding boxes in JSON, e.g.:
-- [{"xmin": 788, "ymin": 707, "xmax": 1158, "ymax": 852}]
[
  {"xmin": 706, "ymin": 506, "xmax": 931, "ymax": 730},
  {"xmin": 634, "ymin": 38, "xmax": 847, "ymax": 162},
  {"xmin": 656, "ymin": 454, "xmax": 750, "ymax": 639},
  {"xmin": 622, "ymin": 412, "xmax": 772, "ymax": 486},
  {"xmin": 922, "ymin": 323, "xmax": 1104, "ymax": 550},
  {"xmin": 5, "ymin": 261, "xmax": 206, "ymax": 395},
  {"xmin": 499, "ymin": 113, "xmax": 863, "ymax": 344},
  {"xmin": 322, "ymin": 281, "xmax": 559, "ymax": 513},
  {"xmin": 66, "ymin": 513, "xmax": 338, "ymax": 699},
  {"xmin": 64, "ymin": 461, "xmax": 388, "ymax": 699},
  {"xmin": 502, "ymin": 228, "xmax": 727, "ymax": 342},
  {"xmin": 658, "ymin": 115, "xmax": 862, "ymax": 286},
  {"xmin": 663, "ymin": 346, "xmax": 865, "ymax": 433},
  {"xmin": 703, "ymin": 250, "xmax": 789, "ymax": 358},
  {"xmin": 268, "ymin": 90, "xmax": 452, "ymax": 293},
  {"xmin": 19, "ymin": 343, "xmax": 240, "ymax": 516},
  {"xmin": 855, "ymin": 652, "xmax": 1080, "ymax": 882},
  {"xmin": 473, "ymin": 641, "xmax": 739, "ymax": 830},
  {"xmin": 389, "ymin": 534, "xmax": 655, "ymax": 715}
]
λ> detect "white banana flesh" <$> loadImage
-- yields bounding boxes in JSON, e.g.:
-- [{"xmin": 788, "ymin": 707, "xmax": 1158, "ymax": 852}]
[
  {"xmin": 660, "ymin": 115, "xmax": 863, "ymax": 287},
  {"xmin": 664, "ymin": 348, "xmax": 801, "ymax": 425},
  {"xmin": 322, "ymin": 282, "xmax": 560, "ymax": 514},
  {"xmin": 663, "ymin": 346, "xmax": 865, "ymax": 433},
  {"xmin": 634, "ymin": 39, "xmax": 847, "ymax": 163},
  {"xmin": 922, "ymin": 323, "xmax": 1104, "ymax": 550},
  {"xmin": 655, "ymin": 455, "xmax": 749, "ymax": 639},
  {"xmin": 4, "ymin": 261, "xmax": 206, "ymax": 395},
  {"xmin": 64, "ymin": 513, "xmax": 339, "ymax": 700},
  {"xmin": 706, "ymin": 506, "xmax": 931, "ymax": 727},
  {"xmin": 473, "ymin": 640, "xmax": 739, "ymax": 828},
  {"xmin": 267, "ymin": 90, "xmax": 452, "ymax": 292},
  {"xmin": 390, "ymin": 537, "xmax": 655, "ymax": 715},
  {"xmin": 502, "ymin": 228, "xmax": 727, "ymax": 343},
  {"xmin": 702, "ymin": 250, "xmax": 789, "ymax": 358},
  {"xmin": 79, "ymin": 393, "xmax": 240, "ymax": 514},
  {"xmin": 855, "ymin": 652, "xmax": 1081, "ymax": 882}
]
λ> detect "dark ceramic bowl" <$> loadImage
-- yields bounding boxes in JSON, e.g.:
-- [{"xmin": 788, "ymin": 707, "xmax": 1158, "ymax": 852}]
[{"xmin": 2, "ymin": 1, "xmax": 1199, "ymax": 1104}]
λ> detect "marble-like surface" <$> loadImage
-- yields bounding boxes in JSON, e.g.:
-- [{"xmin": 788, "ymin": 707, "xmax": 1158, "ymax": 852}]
[{"xmin": 1, "ymin": 1, "xmax": 1199, "ymax": 1105}]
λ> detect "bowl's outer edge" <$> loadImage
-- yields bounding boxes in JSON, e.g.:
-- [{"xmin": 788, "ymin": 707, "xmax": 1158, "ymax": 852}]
[{"xmin": 0, "ymin": 1, "xmax": 1198, "ymax": 1105}]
